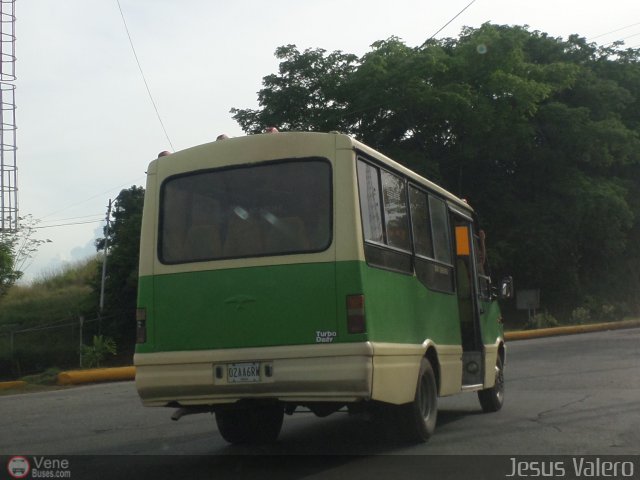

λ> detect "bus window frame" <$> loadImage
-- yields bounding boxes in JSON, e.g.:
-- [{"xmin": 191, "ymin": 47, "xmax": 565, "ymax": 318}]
[
  {"xmin": 355, "ymin": 154, "xmax": 458, "ymax": 293},
  {"xmin": 157, "ymin": 157, "xmax": 334, "ymax": 265},
  {"xmin": 409, "ymin": 183, "xmax": 456, "ymax": 294},
  {"xmin": 356, "ymin": 156, "xmax": 413, "ymax": 276}
]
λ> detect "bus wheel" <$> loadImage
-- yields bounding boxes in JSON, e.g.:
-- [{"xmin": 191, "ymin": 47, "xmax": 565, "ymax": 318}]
[
  {"xmin": 215, "ymin": 404, "xmax": 284, "ymax": 444},
  {"xmin": 397, "ymin": 358, "xmax": 438, "ymax": 442},
  {"xmin": 478, "ymin": 356, "xmax": 504, "ymax": 413}
]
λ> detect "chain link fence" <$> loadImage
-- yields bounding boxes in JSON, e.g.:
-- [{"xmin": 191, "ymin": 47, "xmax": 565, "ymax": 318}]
[{"xmin": 0, "ymin": 316, "xmax": 107, "ymax": 379}]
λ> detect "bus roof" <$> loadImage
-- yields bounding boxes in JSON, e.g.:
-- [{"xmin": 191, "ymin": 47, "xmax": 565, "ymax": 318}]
[
  {"xmin": 151, "ymin": 131, "xmax": 473, "ymax": 215},
  {"xmin": 344, "ymin": 134, "xmax": 473, "ymax": 214}
]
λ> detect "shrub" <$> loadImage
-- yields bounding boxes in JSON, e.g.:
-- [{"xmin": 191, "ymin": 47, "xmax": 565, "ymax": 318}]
[
  {"xmin": 599, "ymin": 304, "xmax": 617, "ymax": 322},
  {"xmin": 570, "ymin": 307, "xmax": 591, "ymax": 325},
  {"xmin": 80, "ymin": 335, "xmax": 117, "ymax": 368},
  {"xmin": 527, "ymin": 311, "xmax": 559, "ymax": 329}
]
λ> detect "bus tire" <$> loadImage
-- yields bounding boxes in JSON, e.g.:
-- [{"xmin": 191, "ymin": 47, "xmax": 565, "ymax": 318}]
[
  {"xmin": 397, "ymin": 358, "xmax": 438, "ymax": 442},
  {"xmin": 477, "ymin": 355, "xmax": 504, "ymax": 413},
  {"xmin": 215, "ymin": 404, "xmax": 284, "ymax": 444}
]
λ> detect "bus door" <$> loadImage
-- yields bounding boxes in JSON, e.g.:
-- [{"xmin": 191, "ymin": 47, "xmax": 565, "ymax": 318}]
[{"xmin": 451, "ymin": 212, "xmax": 485, "ymax": 387}]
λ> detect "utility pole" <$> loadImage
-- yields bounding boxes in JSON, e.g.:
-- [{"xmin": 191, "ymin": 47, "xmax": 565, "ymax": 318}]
[
  {"xmin": 79, "ymin": 315, "xmax": 84, "ymax": 368},
  {"xmin": 99, "ymin": 199, "xmax": 113, "ymax": 317}
]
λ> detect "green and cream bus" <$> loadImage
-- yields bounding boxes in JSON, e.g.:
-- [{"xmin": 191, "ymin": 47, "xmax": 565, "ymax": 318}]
[{"xmin": 134, "ymin": 131, "xmax": 512, "ymax": 444}]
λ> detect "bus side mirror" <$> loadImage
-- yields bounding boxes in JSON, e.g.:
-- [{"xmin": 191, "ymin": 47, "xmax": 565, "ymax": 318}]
[{"xmin": 499, "ymin": 276, "xmax": 514, "ymax": 300}]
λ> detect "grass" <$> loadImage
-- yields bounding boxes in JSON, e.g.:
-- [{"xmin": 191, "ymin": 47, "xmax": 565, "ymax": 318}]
[
  {"xmin": 20, "ymin": 367, "xmax": 61, "ymax": 385},
  {"xmin": 0, "ymin": 383, "xmax": 71, "ymax": 396},
  {"xmin": 0, "ymin": 257, "xmax": 101, "ymax": 379},
  {"xmin": 0, "ymin": 367, "xmax": 65, "ymax": 396},
  {"xmin": 0, "ymin": 256, "xmax": 99, "ymax": 330}
]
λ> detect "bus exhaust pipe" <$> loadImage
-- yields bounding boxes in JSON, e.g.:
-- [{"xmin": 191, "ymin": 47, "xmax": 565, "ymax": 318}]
[{"xmin": 171, "ymin": 407, "xmax": 213, "ymax": 421}]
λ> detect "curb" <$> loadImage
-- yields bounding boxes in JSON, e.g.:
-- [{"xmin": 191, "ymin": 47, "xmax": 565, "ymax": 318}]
[
  {"xmin": 56, "ymin": 366, "xmax": 136, "ymax": 386},
  {"xmin": 504, "ymin": 319, "xmax": 640, "ymax": 341},
  {"xmin": 1, "ymin": 320, "xmax": 638, "ymax": 389},
  {"xmin": 0, "ymin": 380, "xmax": 27, "ymax": 390}
]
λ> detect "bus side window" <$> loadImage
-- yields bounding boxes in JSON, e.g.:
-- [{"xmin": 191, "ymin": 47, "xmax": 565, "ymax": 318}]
[
  {"xmin": 409, "ymin": 187, "xmax": 434, "ymax": 258},
  {"xmin": 473, "ymin": 232, "xmax": 491, "ymax": 300},
  {"xmin": 357, "ymin": 160, "xmax": 384, "ymax": 244},
  {"xmin": 380, "ymin": 170, "xmax": 411, "ymax": 252},
  {"xmin": 408, "ymin": 186, "xmax": 455, "ymax": 293},
  {"xmin": 429, "ymin": 197, "xmax": 452, "ymax": 266}
]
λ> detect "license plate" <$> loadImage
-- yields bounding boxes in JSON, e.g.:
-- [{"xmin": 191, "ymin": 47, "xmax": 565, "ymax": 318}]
[{"xmin": 227, "ymin": 362, "xmax": 261, "ymax": 383}]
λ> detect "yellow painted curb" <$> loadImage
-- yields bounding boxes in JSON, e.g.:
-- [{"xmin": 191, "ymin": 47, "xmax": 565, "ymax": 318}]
[
  {"xmin": 505, "ymin": 319, "xmax": 640, "ymax": 341},
  {"xmin": 20, "ymin": 320, "xmax": 638, "ymax": 386},
  {"xmin": 0, "ymin": 380, "xmax": 27, "ymax": 390},
  {"xmin": 56, "ymin": 366, "xmax": 136, "ymax": 386}
]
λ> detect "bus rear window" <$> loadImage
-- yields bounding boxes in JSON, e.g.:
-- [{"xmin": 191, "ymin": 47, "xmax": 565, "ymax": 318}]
[{"xmin": 159, "ymin": 159, "xmax": 332, "ymax": 263}]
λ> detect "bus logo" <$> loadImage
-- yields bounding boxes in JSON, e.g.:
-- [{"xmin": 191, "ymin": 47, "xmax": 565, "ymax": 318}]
[
  {"xmin": 224, "ymin": 295, "xmax": 257, "ymax": 311},
  {"xmin": 316, "ymin": 331, "xmax": 337, "ymax": 343}
]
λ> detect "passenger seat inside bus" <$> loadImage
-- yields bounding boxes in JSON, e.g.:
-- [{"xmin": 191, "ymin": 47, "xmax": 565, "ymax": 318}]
[
  {"xmin": 223, "ymin": 213, "xmax": 265, "ymax": 257},
  {"xmin": 184, "ymin": 195, "xmax": 223, "ymax": 260},
  {"xmin": 264, "ymin": 216, "xmax": 310, "ymax": 253}
]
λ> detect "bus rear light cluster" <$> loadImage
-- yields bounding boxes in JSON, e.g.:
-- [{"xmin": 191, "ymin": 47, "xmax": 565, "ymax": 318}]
[
  {"xmin": 136, "ymin": 308, "xmax": 147, "ymax": 344},
  {"xmin": 346, "ymin": 294, "xmax": 366, "ymax": 334}
]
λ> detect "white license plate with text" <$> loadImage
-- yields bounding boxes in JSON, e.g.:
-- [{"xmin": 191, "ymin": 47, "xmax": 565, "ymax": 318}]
[{"xmin": 227, "ymin": 362, "xmax": 261, "ymax": 383}]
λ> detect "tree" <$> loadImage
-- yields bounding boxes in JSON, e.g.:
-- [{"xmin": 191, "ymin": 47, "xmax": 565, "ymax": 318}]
[
  {"xmin": 231, "ymin": 24, "xmax": 640, "ymax": 319},
  {"xmin": 232, "ymin": 45, "xmax": 358, "ymax": 134},
  {"xmin": 0, "ymin": 216, "xmax": 49, "ymax": 297},
  {"xmin": 0, "ymin": 237, "xmax": 18, "ymax": 296},
  {"xmin": 95, "ymin": 186, "xmax": 145, "ymax": 351}
]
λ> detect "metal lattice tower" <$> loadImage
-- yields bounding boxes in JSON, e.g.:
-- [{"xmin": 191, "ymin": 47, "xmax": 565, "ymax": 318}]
[{"xmin": 0, "ymin": 0, "xmax": 16, "ymax": 232}]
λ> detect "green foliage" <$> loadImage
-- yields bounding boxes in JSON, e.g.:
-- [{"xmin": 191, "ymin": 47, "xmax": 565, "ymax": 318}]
[
  {"xmin": 80, "ymin": 335, "xmax": 116, "ymax": 368},
  {"xmin": 0, "ymin": 216, "xmax": 49, "ymax": 297},
  {"xmin": 599, "ymin": 304, "xmax": 617, "ymax": 322},
  {"xmin": 527, "ymin": 311, "xmax": 559, "ymax": 329},
  {"xmin": 20, "ymin": 367, "xmax": 61, "ymax": 385},
  {"xmin": 569, "ymin": 307, "xmax": 591, "ymax": 325},
  {"xmin": 232, "ymin": 23, "xmax": 640, "ymax": 318},
  {"xmin": 0, "ymin": 258, "xmax": 99, "ymax": 329},
  {"xmin": 0, "ymin": 238, "xmax": 18, "ymax": 295},
  {"xmin": 95, "ymin": 186, "xmax": 144, "ymax": 351},
  {"xmin": 32, "ymin": 257, "xmax": 101, "ymax": 290},
  {"xmin": 0, "ymin": 257, "xmax": 100, "ymax": 379}
]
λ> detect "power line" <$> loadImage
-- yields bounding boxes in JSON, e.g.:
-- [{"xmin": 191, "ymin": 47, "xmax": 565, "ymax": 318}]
[
  {"xmin": 33, "ymin": 219, "xmax": 104, "ymax": 230},
  {"xmin": 602, "ymin": 31, "xmax": 640, "ymax": 48},
  {"xmin": 41, "ymin": 176, "xmax": 145, "ymax": 220},
  {"xmin": 40, "ymin": 213, "xmax": 104, "ymax": 224},
  {"xmin": 115, "ymin": 0, "xmax": 175, "ymax": 151},
  {"xmin": 426, "ymin": 0, "xmax": 478, "ymax": 43},
  {"xmin": 587, "ymin": 22, "xmax": 640, "ymax": 41}
]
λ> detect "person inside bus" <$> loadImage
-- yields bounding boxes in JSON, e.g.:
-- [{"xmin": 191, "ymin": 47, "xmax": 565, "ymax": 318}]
[{"xmin": 386, "ymin": 219, "xmax": 410, "ymax": 250}]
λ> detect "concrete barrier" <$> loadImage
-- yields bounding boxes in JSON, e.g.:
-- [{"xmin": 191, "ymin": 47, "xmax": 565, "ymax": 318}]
[
  {"xmin": 56, "ymin": 366, "xmax": 136, "ymax": 386},
  {"xmin": 0, "ymin": 380, "xmax": 27, "ymax": 390},
  {"xmin": 505, "ymin": 319, "xmax": 640, "ymax": 341}
]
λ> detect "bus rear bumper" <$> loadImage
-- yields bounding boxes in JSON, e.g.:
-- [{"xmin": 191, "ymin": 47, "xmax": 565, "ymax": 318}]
[{"xmin": 134, "ymin": 343, "xmax": 375, "ymax": 407}]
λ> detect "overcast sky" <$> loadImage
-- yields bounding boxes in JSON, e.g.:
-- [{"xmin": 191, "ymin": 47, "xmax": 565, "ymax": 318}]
[{"xmin": 14, "ymin": 0, "xmax": 640, "ymax": 281}]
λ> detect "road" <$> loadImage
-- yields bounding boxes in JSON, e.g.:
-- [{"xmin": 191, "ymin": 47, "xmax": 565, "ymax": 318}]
[{"xmin": 1, "ymin": 328, "xmax": 638, "ymax": 478}]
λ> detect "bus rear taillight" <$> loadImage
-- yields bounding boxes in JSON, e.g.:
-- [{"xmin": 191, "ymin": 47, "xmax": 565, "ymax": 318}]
[
  {"xmin": 136, "ymin": 308, "xmax": 147, "ymax": 344},
  {"xmin": 346, "ymin": 295, "xmax": 366, "ymax": 334}
]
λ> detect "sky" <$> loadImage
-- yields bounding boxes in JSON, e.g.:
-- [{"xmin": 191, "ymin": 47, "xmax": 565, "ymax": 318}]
[{"xmin": 12, "ymin": 0, "xmax": 640, "ymax": 282}]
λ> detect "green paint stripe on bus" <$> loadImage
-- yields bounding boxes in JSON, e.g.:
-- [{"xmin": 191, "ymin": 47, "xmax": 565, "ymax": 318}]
[{"xmin": 136, "ymin": 260, "xmax": 468, "ymax": 354}]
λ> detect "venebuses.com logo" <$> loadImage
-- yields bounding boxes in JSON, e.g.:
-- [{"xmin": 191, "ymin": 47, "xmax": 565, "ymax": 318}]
[
  {"xmin": 6, "ymin": 456, "xmax": 30, "ymax": 479},
  {"xmin": 6, "ymin": 456, "xmax": 71, "ymax": 479}
]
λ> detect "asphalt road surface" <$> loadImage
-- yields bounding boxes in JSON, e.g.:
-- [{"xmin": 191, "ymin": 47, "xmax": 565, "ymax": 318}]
[{"xmin": 1, "ymin": 328, "xmax": 638, "ymax": 478}]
